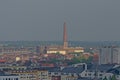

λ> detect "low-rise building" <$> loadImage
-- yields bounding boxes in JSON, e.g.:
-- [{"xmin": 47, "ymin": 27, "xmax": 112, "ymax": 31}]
[
  {"xmin": 0, "ymin": 64, "xmax": 27, "ymax": 70},
  {"xmin": 80, "ymin": 64, "xmax": 115, "ymax": 79},
  {"xmin": 0, "ymin": 71, "xmax": 20, "ymax": 80},
  {"xmin": 9, "ymin": 70, "xmax": 49, "ymax": 80}
]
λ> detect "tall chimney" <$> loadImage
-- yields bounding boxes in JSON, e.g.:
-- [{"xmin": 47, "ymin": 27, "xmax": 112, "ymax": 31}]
[{"xmin": 63, "ymin": 22, "xmax": 68, "ymax": 48}]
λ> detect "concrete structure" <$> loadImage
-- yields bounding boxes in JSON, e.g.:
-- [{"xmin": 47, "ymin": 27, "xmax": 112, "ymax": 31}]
[
  {"xmin": 99, "ymin": 46, "xmax": 113, "ymax": 64},
  {"xmin": 113, "ymin": 48, "xmax": 120, "ymax": 64},
  {"xmin": 99, "ymin": 46, "xmax": 120, "ymax": 64}
]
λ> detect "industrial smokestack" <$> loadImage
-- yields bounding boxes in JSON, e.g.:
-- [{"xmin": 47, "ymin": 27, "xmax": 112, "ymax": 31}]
[{"xmin": 63, "ymin": 22, "xmax": 68, "ymax": 49}]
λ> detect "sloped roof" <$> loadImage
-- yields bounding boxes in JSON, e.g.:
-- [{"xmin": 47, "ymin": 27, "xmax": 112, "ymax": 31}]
[
  {"xmin": 107, "ymin": 65, "xmax": 120, "ymax": 75},
  {"xmin": 61, "ymin": 66, "xmax": 84, "ymax": 74},
  {"xmin": 87, "ymin": 64, "xmax": 115, "ymax": 72}
]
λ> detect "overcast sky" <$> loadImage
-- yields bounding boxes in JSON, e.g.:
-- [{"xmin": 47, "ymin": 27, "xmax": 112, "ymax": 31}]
[{"xmin": 0, "ymin": 0, "xmax": 120, "ymax": 41}]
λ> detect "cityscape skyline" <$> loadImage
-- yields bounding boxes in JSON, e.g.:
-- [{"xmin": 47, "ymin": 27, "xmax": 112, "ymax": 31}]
[
  {"xmin": 0, "ymin": 0, "xmax": 120, "ymax": 41},
  {"xmin": 0, "ymin": 1, "xmax": 120, "ymax": 80}
]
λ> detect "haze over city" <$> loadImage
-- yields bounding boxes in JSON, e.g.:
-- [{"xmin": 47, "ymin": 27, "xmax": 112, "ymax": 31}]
[
  {"xmin": 0, "ymin": 0, "xmax": 120, "ymax": 41},
  {"xmin": 1, "ymin": 1, "xmax": 120, "ymax": 80}
]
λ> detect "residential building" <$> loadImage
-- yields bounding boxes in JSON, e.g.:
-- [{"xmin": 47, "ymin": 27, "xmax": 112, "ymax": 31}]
[
  {"xmin": 99, "ymin": 46, "xmax": 120, "ymax": 64},
  {"xmin": 0, "ymin": 71, "xmax": 20, "ymax": 80},
  {"xmin": 9, "ymin": 70, "xmax": 49, "ymax": 80}
]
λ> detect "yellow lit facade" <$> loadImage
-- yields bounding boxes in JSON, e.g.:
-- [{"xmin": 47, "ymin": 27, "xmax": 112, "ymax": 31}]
[
  {"xmin": 47, "ymin": 50, "xmax": 66, "ymax": 55},
  {"xmin": 47, "ymin": 47, "xmax": 84, "ymax": 55}
]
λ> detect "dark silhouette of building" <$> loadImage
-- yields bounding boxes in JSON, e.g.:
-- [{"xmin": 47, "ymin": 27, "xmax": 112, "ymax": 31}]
[
  {"xmin": 43, "ymin": 46, "xmax": 47, "ymax": 54},
  {"xmin": 36, "ymin": 46, "xmax": 40, "ymax": 53}
]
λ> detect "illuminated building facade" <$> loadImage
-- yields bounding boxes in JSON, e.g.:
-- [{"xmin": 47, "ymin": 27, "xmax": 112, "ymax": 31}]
[{"xmin": 47, "ymin": 22, "xmax": 84, "ymax": 54}]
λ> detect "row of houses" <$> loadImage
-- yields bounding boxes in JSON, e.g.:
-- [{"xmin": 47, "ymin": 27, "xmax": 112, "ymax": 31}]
[{"xmin": 0, "ymin": 63, "xmax": 120, "ymax": 80}]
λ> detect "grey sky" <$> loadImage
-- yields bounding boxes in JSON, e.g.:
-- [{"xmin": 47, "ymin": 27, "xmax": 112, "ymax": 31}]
[{"xmin": 0, "ymin": 0, "xmax": 120, "ymax": 41}]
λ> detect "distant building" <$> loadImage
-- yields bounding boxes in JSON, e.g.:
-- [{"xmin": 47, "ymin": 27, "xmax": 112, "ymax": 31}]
[
  {"xmin": 46, "ymin": 22, "xmax": 84, "ymax": 55},
  {"xmin": 99, "ymin": 46, "xmax": 113, "ymax": 64},
  {"xmin": 36, "ymin": 46, "xmax": 48, "ymax": 54},
  {"xmin": 0, "ymin": 71, "xmax": 20, "ymax": 80},
  {"xmin": 99, "ymin": 46, "xmax": 120, "ymax": 64},
  {"xmin": 0, "ymin": 47, "xmax": 31, "ymax": 54},
  {"xmin": 36, "ymin": 46, "xmax": 40, "ymax": 53},
  {"xmin": 0, "ymin": 64, "xmax": 27, "ymax": 70},
  {"xmin": 43, "ymin": 46, "xmax": 47, "ymax": 54},
  {"xmin": 10, "ymin": 70, "xmax": 49, "ymax": 80},
  {"xmin": 112, "ymin": 48, "xmax": 120, "ymax": 64}
]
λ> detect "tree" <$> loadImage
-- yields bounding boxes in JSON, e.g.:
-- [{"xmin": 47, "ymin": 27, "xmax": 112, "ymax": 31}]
[
  {"xmin": 103, "ymin": 76, "xmax": 108, "ymax": 80},
  {"xmin": 109, "ymin": 76, "xmax": 112, "ymax": 80},
  {"xmin": 111, "ymin": 75, "xmax": 117, "ymax": 80}
]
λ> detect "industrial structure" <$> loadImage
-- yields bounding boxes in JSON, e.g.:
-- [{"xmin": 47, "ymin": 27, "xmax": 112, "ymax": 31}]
[{"xmin": 46, "ymin": 22, "xmax": 84, "ymax": 54}]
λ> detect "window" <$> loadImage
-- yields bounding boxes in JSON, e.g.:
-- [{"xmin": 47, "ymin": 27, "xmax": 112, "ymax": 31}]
[
  {"xmin": 54, "ymin": 72, "xmax": 58, "ymax": 75},
  {"xmin": 99, "ymin": 74, "xmax": 102, "ymax": 76},
  {"xmin": 88, "ymin": 73, "xmax": 91, "ymax": 76}
]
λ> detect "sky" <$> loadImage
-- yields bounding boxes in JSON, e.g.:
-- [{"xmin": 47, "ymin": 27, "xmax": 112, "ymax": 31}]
[{"xmin": 0, "ymin": 0, "xmax": 120, "ymax": 41}]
